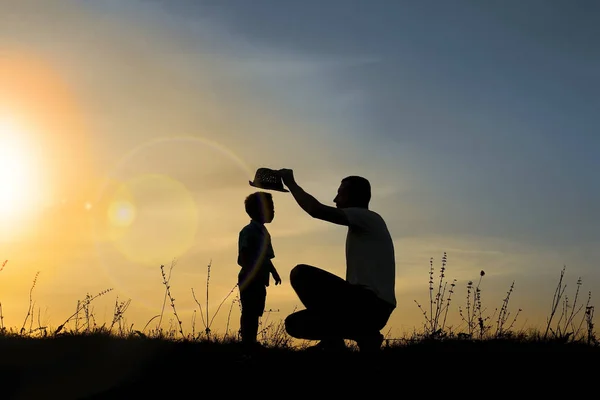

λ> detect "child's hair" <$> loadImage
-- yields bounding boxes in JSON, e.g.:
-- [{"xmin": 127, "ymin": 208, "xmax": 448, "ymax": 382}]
[{"xmin": 244, "ymin": 191, "xmax": 273, "ymax": 221}]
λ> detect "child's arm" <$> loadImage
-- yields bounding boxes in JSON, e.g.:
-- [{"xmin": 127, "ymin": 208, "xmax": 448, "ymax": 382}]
[{"xmin": 269, "ymin": 261, "xmax": 281, "ymax": 285}]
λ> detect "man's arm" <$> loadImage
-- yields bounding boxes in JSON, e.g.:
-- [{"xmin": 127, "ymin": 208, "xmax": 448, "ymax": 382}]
[{"xmin": 279, "ymin": 169, "xmax": 349, "ymax": 226}]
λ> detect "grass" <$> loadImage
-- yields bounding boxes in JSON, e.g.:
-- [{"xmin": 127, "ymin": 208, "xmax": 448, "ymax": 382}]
[
  {"xmin": 412, "ymin": 253, "xmax": 596, "ymax": 345},
  {"xmin": 0, "ymin": 254, "xmax": 598, "ymax": 398}
]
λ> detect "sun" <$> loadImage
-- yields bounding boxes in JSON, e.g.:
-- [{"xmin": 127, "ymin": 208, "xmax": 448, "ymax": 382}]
[{"xmin": 0, "ymin": 117, "xmax": 36, "ymax": 219}]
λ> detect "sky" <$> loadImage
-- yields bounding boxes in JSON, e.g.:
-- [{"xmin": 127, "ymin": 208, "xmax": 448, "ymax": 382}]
[{"xmin": 0, "ymin": 0, "xmax": 598, "ymax": 339}]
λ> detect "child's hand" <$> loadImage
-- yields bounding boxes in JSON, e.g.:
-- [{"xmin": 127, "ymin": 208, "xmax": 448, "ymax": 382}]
[{"xmin": 272, "ymin": 270, "xmax": 282, "ymax": 285}]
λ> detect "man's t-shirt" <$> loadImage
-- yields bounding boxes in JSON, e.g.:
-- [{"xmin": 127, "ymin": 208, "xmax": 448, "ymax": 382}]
[{"xmin": 342, "ymin": 207, "xmax": 396, "ymax": 308}]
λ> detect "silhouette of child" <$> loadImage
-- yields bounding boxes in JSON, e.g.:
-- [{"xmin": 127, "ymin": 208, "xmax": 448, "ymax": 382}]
[{"xmin": 237, "ymin": 191, "xmax": 281, "ymax": 348}]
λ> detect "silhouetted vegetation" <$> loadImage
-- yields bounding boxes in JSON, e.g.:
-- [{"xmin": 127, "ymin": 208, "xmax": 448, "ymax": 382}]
[{"xmin": 0, "ymin": 254, "xmax": 597, "ymax": 397}]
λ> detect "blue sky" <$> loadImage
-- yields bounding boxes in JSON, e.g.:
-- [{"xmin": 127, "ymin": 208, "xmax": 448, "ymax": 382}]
[
  {"xmin": 121, "ymin": 0, "xmax": 600, "ymax": 247},
  {"xmin": 1, "ymin": 0, "xmax": 598, "ymax": 335}
]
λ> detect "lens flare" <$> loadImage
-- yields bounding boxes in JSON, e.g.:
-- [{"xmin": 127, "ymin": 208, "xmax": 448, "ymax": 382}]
[
  {"xmin": 105, "ymin": 174, "xmax": 198, "ymax": 266},
  {"xmin": 107, "ymin": 200, "xmax": 136, "ymax": 227},
  {"xmin": 91, "ymin": 136, "xmax": 255, "ymax": 312}
]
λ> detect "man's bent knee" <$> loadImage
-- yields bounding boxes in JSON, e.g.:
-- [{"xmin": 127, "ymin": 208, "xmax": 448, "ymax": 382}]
[{"xmin": 290, "ymin": 264, "xmax": 313, "ymax": 283}]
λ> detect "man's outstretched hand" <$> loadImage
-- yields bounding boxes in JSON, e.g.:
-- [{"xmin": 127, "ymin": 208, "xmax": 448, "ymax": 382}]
[{"xmin": 278, "ymin": 168, "xmax": 295, "ymax": 186}]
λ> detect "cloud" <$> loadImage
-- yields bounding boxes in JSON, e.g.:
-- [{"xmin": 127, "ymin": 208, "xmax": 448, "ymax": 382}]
[{"xmin": 222, "ymin": 55, "xmax": 380, "ymax": 78}]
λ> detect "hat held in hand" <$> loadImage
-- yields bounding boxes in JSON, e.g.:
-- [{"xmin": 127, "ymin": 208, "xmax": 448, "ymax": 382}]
[{"xmin": 249, "ymin": 168, "xmax": 289, "ymax": 192}]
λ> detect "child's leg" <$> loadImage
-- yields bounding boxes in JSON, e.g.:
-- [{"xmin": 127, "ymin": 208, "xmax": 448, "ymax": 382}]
[
  {"xmin": 240, "ymin": 312, "xmax": 260, "ymax": 344},
  {"xmin": 239, "ymin": 280, "xmax": 266, "ymax": 345}
]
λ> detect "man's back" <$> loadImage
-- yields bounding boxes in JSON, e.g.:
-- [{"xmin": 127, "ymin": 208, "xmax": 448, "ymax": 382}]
[{"xmin": 342, "ymin": 207, "xmax": 396, "ymax": 308}]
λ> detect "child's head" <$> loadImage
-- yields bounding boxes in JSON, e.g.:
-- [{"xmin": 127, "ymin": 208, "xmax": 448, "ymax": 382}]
[{"xmin": 244, "ymin": 191, "xmax": 274, "ymax": 223}]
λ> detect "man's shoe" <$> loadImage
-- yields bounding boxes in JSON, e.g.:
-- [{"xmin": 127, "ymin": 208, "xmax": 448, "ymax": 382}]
[
  {"xmin": 356, "ymin": 332, "xmax": 384, "ymax": 353},
  {"xmin": 305, "ymin": 339, "xmax": 348, "ymax": 353}
]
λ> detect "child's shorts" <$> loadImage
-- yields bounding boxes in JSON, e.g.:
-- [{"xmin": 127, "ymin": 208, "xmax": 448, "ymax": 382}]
[{"xmin": 239, "ymin": 273, "xmax": 267, "ymax": 317}]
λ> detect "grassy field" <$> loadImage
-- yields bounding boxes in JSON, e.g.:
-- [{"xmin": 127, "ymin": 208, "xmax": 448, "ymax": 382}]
[{"xmin": 1, "ymin": 254, "xmax": 598, "ymax": 398}]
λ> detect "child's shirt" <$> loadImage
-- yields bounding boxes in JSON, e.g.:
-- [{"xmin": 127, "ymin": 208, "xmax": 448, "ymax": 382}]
[{"xmin": 237, "ymin": 220, "xmax": 275, "ymax": 286}]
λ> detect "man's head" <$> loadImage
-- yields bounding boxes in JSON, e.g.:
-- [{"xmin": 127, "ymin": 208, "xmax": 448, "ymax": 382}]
[
  {"xmin": 333, "ymin": 176, "xmax": 371, "ymax": 209},
  {"xmin": 245, "ymin": 191, "xmax": 275, "ymax": 223}
]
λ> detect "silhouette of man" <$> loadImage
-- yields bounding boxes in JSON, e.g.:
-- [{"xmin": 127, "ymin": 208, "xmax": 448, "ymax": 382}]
[
  {"xmin": 278, "ymin": 169, "xmax": 396, "ymax": 352},
  {"xmin": 237, "ymin": 191, "xmax": 282, "ymax": 349}
]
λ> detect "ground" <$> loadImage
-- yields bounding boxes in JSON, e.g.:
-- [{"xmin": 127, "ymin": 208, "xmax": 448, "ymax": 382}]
[{"xmin": 1, "ymin": 334, "xmax": 598, "ymax": 399}]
